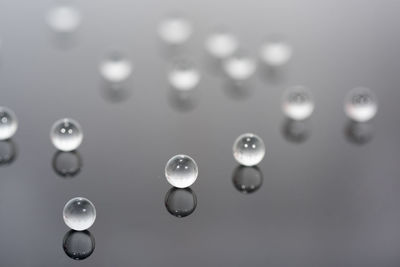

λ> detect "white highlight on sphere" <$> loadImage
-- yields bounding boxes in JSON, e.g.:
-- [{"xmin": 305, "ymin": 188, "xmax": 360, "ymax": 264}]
[
  {"xmin": 63, "ymin": 197, "xmax": 96, "ymax": 231},
  {"xmin": 233, "ymin": 133, "xmax": 265, "ymax": 166},
  {"xmin": 50, "ymin": 118, "xmax": 83, "ymax": 152},
  {"xmin": 282, "ymin": 86, "xmax": 315, "ymax": 121},
  {"xmin": 223, "ymin": 54, "xmax": 256, "ymax": 81},
  {"xmin": 345, "ymin": 87, "xmax": 378, "ymax": 122},
  {"xmin": 158, "ymin": 16, "xmax": 192, "ymax": 45},
  {"xmin": 260, "ymin": 38, "xmax": 292, "ymax": 67},
  {"xmin": 168, "ymin": 60, "xmax": 200, "ymax": 91},
  {"xmin": 100, "ymin": 53, "xmax": 133, "ymax": 83},
  {"xmin": 165, "ymin": 154, "xmax": 198, "ymax": 188},
  {"xmin": 205, "ymin": 30, "xmax": 238, "ymax": 59},
  {"xmin": 0, "ymin": 107, "xmax": 18, "ymax": 141},
  {"xmin": 46, "ymin": 5, "xmax": 81, "ymax": 33}
]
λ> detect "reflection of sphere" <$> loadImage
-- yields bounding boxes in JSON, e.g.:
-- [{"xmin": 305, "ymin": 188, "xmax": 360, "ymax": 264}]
[
  {"xmin": 63, "ymin": 230, "xmax": 95, "ymax": 260},
  {"xmin": 63, "ymin": 197, "xmax": 96, "ymax": 231},
  {"xmin": 282, "ymin": 119, "xmax": 310, "ymax": 144},
  {"xmin": 165, "ymin": 187, "xmax": 197, "ymax": 218},
  {"xmin": 0, "ymin": 106, "xmax": 18, "ymax": 141},
  {"xmin": 345, "ymin": 121, "xmax": 373, "ymax": 145},
  {"xmin": 52, "ymin": 151, "xmax": 82, "ymax": 177},
  {"xmin": 158, "ymin": 16, "xmax": 192, "ymax": 45},
  {"xmin": 344, "ymin": 87, "xmax": 378, "ymax": 122},
  {"xmin": 232, "ymin": 165, "xmax": 263, "ymax": 194},
  {"xmin": 50, "ymin": 118, "xmax": 83, "ymax": 152},
  {"xmin": 233, "ymin": 133, "xmax": 265, "ymax": 166},
  {"xmin": 165, "ymin": 154, "xmax": 198, "ymax": 188},
  {"xmin": 0, "ymin": 140, "xmax": 17, "ymax": 166},
  {"xmin": 282, "ymin": 86, "xmax": 314, "ymax": 121}
]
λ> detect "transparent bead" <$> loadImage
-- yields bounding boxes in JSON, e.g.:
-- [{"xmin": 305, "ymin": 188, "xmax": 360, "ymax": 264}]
[
  {"xmin": 50, "ymin": 118, "xmax": 83, "ymax": 152},
  {"xmin": 232, "ymin": 166, "xmax": 263, "ymax": 194},
  {"xmin": 46, "ymin": 4, "xmax": 81, "ymax": 33},
  {"xmin": 205, "ymin": 29, "xmax": 238, "ymax": 59},
  {"xmin": 63, "ymin": 230, "xmax": 95, "ymax": 260},
  {"xmin": 233, "ymin": 133, "xmax": 265, "ymax": 166},
  {"xmin": 99, "ymin": 52, "xmax": 133, "ymax": 83},
  {"xmin": 260, "ymin": 37, "xmax": 292, "ymax": 67},
  {"xmin": 158, "ymin": 15, "xmax": 192, "ymax": 45},
  {"xmin": 0, "ymin": 106, "xmax": 18, "ymax": 140},
  {"xmin": 344, "ymin": 87, "xmax": 377, "ymax": 122},
  {"xmin": 165, "ymin": 154, "xmax": 198, "ymax": 188},
  {"xmin": 63, "ymin": 197, "xmax": 96, "ymax": 231},
  {"xmin": 168, "ymin": 59, "xmax": 200, "ymax": 91},
  {"xmin": 223, "ymin": 53, "xmax": 256, "ymax": 81},
  {"xmin": 165, "ymin": 187, "xmax": 197, "ymax": 218},
  {"xmin": 282, "ymin": 86, "xmax": 314, "ymax": 120}
]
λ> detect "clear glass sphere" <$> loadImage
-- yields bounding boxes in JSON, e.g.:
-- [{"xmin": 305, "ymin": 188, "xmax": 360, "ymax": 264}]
[
  {"xmin": 205, "ymin": 30, "xmax": 238, "ymax": 59},
  {"xmin": 165, "ymin": 187, "xmax": 197, "ymax": 218},
  {"xmin": 344, "ymin": 87, "xmax": 378, "ymax": 122},
  {"xmin": 223, "ymin": 54, "xmax": 256, "ymax": 81},
  {"xmin": 50, "ymin": 118, "xmax": 83, "ymax": 152},
  {"xmin": 232, "ymin": 165, "xmax": 263, "ymax": 194},
  {"xmin": 63, "ymin": 230, "xmax": 95, "ymax": 260},
  {"xmin": 46, "ymin": 5, "xmax": 81, "ymax": 33},
  {"xmin": 168, "ymin": 60, "xmax": 200, "ymax": 91},
  {"xmin": 0, "ymin": 106, "xmax": 18, "ymax": 140},
  {"xmin": 233, "ymin": 133, "xmax": 265, "ymax": 166},
  {"xmin": 158, "ymin": 16, "xmax": 192, "ymax": 45},
  {"xmin": 63, "ymin": 197, "xmax": 96, "ymax": 231},
  {"xmin": 282, "ymin": 86, "xmax": 315, "ymax": 120},
  {"xmin": 260, "ymin": 38, "xmax": 292, "ymax": 67},
  {"xmin": 99, "ymin": 53, "xmax": 133, "ymax": 83},
  {"xmin": 165, "ymin": 154, "xmax": 198, "ymax": 188}
]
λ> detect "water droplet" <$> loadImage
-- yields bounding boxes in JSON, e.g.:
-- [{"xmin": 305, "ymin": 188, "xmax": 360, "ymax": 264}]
[
  {"xmin": 46, "ymin": 4, "xmax": 81, "ymax": 33},
  {"xmin": 63, "ymin": 197, "xmax": 96, "ymax": 231},
  {"xmin": 0, "ymin": 140, "xmax": 17, "ymax": 166},
  {"xmin": 0, "ymin": 107, "xmax": 18, "ymax": 141},
  {"xmin": 158, "ymin": 15, "xmax": 192, "ymax": 45},
  {"xmin": 165, "ymin": 154, "xmax": 198, "ymax": 188},
  {"xmin": 224, "ymin": 53, "xmax": 256, "ymax": 81},
  {"xmin": 282, "ymin": 86, "xmax": 314, "ymax": 120},
  {"xmin": 165, "ymin": 187, "xmax": 197, "ymax": 217},
  {"xmin": 99, "ymin": 53, "xmax": 133, "ymax": 83},
  {"xmin": 205, "ymin": 29, "xmax": 238, "ymax": 59},
  {"xmin": 233, "ymin": 133, "xmax": 265, "ymax": 166},
  {"xmin": 260, "ymin": 37, "xmax": 292, "ymax": 67},
  {"xmin": 232, "ymin": 165, "xmax": 263, "ymax": 194},
  {"xmin": 168, "ymin": 60, "xmax": 200, "ymax": 91},
  {"xmin": 345, "ymin": 87, "xmax": 377, "ymax": 122},
  {"xmin": 63, "ymin": 230, "xmax": 95, "ymax": 260},
  {"xmin": 50, "ymin": 118, "xmax": 83, "ymax": 152},
  {"xmin": 53, "ymin": 151, "xmax": 82, "ymax": 177}
]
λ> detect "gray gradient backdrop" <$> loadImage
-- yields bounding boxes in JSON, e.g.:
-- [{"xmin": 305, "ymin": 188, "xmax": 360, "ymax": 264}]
[{"xmin": 0, "ymin": 0, "xmax": 400, "ymax": 266}]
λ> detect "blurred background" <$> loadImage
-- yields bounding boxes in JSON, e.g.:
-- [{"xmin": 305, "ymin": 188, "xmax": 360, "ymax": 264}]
[{"xmin": 0, "ymin": 0, "xmax": 400, "ymax": 266}]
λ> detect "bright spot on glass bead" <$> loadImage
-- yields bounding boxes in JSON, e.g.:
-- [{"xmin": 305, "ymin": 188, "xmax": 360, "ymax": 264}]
[
  {"xmin": 233, "ymin": 133, "xmax": 265, "ymax": 166},
  {"xmin": 0, "ymin": 107, "xmax": 18, "ymax": 141},
  {"xmin": 344, "ymin": 87, "xmax": 377, "ymax": 122},
  {"xmin": 63, "ymin": 197, "xmax": 96, "ymax": 231},
  {"xmin": 46, "ymin": 5, "xmax": 81, "ymax": 33},
  {"xmin": 99, "ymin": 53, "xmax": 133, "ymax": 83},
  {"xmin": 168, "ymin": 60, "xmax": 200, "ymax": 91},
  {"xmin": 260, "ymin": 38, "xmax": 292, "ymax": 67},
  {"xmin": 223, "ymin": 53, "xmax": 256, "ymax": 81},
  {"xmin": 158, "ymin": 16, "xmax": 192, "ymax": 45},
  {"xmin": 165, "ymin": 154, "xmax": 198, "ymax": 188},
  {"xmin": 282, "ymin": 86, "xmax": 315, "ymax": 120},
  {"xmin": 51, "ymin": 118, "xmax": 83, "ymax": 152},
  {"xmin": 205, "ymin": 30, "xmax": 238, "ymax": 59}
]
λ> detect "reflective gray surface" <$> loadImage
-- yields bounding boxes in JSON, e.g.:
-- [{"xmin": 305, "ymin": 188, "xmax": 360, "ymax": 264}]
[{"xmin": 1, "ymin": 0, "xmax": 400, "ymax": 266}]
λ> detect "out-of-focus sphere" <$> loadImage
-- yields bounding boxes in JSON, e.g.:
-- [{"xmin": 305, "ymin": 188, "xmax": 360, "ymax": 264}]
[
  {"xmin": 233, "ymin": 133, "xmax": 265, "ymax": 166},
  {"xmin": 168, "ymin": 60, "xmax": 200, "ymax": 91},
  {"xmin": 224, "ymin": 55, "xmax": 256, "ymax": 81},
  {"xmin": 260, "ymin": 40, "xmax": 292, "ymax": 66},
  {"xmin": 0, "ymin": 107, "xmax": 18, "ymax": 140},
  {"xmin": 100, "ymin": 54, "xmax": 133, "ymax": 83},
  {"xmin": 345, "ymin": 87, "xmax": 378, "ymax": 122},
  {"xmin": 46, "ymin": 5, "xmax": 81, "ymax": 33},
  {"xmin": 205, "ymin": 30, "xmax": 238, "ymax": 59},
  {"xmin": 51, "ymin": 118, "xmax": 83, "ymax": 152},
  {"xmin": 165, "ymin": 154, "xmax": 198, "ymax": 188},
  {"xmin": 282, "ymin": 86, "xmax": 315, "ymax": 120},
  {"xmin": 158, "ymin": 16, "xmax": 192, "ymax": 45},
  {"xmin": 63, "ymin": 197, "xmax": 96, "ymax": 231}
]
